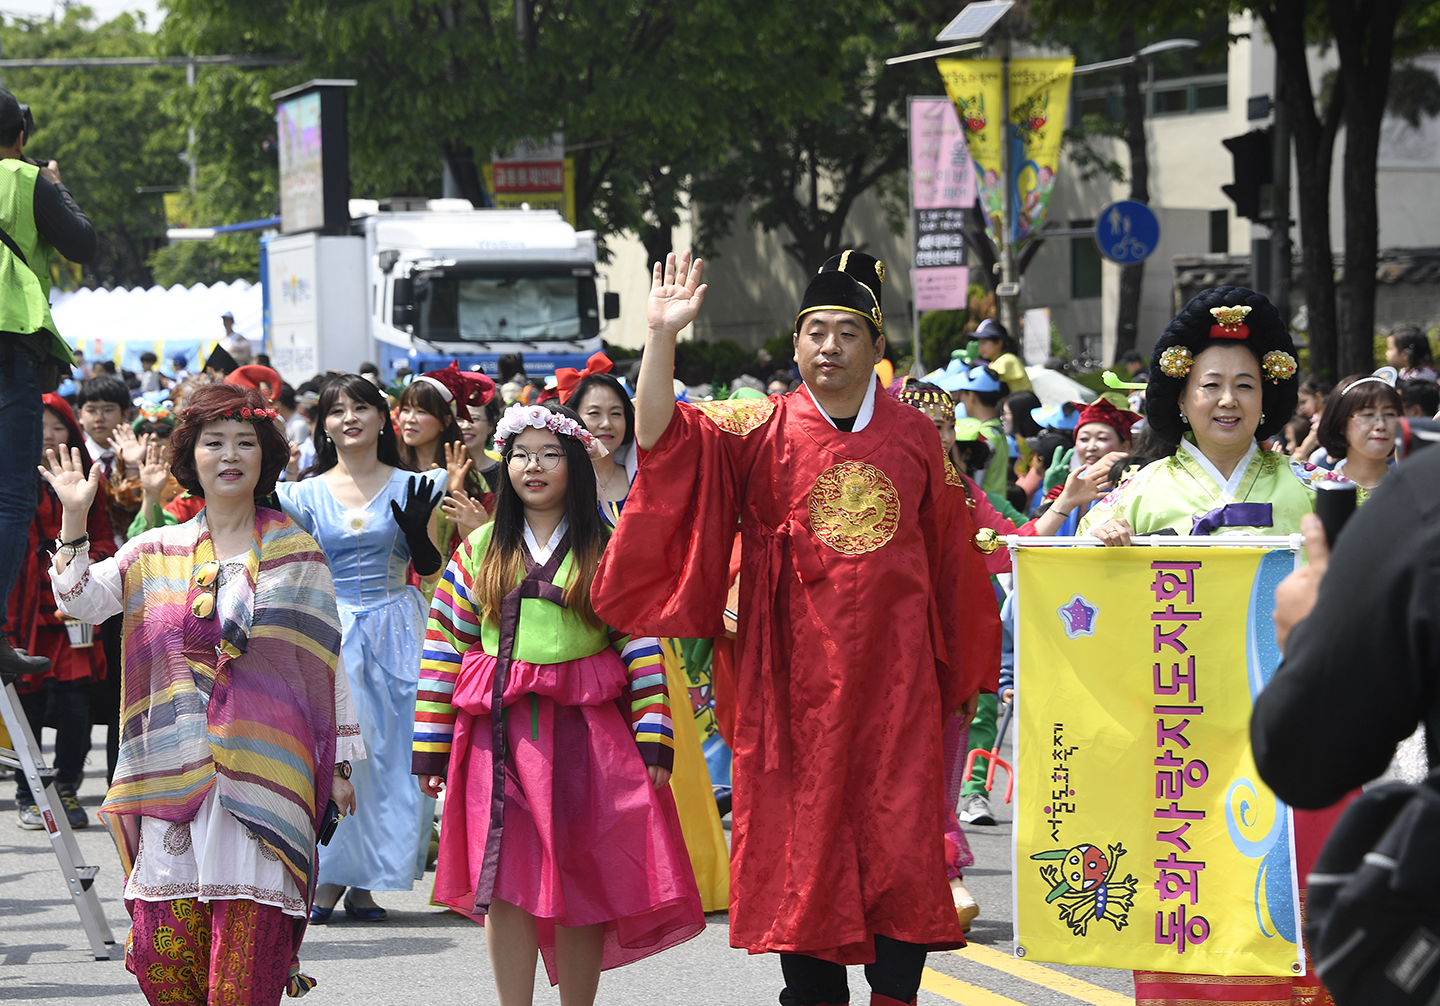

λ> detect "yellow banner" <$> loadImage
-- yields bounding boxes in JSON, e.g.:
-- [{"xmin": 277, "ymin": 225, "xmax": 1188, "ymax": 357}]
[
  {"xmin": 936, "ymin": 57, "xmax": 1073, "ymax": 246},
  {"xmin": 1013, "ymin": 545, "xmax": 1304, "ymax": 976}
]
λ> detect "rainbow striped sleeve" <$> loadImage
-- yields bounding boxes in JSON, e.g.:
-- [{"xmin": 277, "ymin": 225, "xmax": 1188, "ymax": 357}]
[
  {"xmin": 413, "ymin": 540, "xmax": 482, "ymax": 777},
  {"xmin": 615, "ymin": 631, "xmax": 673, "ymax": 772}
]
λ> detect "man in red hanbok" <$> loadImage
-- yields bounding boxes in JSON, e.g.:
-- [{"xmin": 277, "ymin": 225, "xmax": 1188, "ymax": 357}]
[{"xmin": 591, "ymin": 250, "xmax": 1001, "ymax": 1006}]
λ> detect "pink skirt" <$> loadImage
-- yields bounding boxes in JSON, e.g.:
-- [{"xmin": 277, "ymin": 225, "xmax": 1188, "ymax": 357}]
[{"xmin": 436, "ymin": 647, "xmax": 704, "ymax": 984}]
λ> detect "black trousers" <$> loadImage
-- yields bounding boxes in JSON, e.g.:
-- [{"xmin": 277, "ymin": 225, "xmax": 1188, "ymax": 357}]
[
  {"xmin": 778, "ymin": 935, "xmax": 928, "ymax": 1005},
  {"xmin": 12, "ymin": 678, "xmax": 92, "ymax": 800}
]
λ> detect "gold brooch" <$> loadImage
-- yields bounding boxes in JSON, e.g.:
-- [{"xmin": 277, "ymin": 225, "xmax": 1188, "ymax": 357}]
[{"xmin": 808, "ymin": 462, "xmax": 901, "ymax": 555}]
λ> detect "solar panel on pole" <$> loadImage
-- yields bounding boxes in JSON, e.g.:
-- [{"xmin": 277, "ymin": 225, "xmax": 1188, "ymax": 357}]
[{"xmin": 935, "ymin": 0, "xmax": 1014, "ymax": 43}]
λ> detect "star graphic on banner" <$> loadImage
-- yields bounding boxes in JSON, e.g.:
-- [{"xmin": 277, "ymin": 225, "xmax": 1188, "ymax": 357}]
[{"xmin": 1058, "ymin": 595, "xmax": 1099, "ymax": 639}]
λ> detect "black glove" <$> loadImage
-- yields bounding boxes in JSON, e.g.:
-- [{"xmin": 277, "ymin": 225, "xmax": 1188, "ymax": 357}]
[{"xmin": 391, "ymin": 475, "xmax": 446, "ymax": 576}]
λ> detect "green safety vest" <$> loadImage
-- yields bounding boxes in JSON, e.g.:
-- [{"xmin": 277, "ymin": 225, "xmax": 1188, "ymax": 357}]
[{"xmin": 0, "ymin": 159, "xmax": 68, "ymax": 365}]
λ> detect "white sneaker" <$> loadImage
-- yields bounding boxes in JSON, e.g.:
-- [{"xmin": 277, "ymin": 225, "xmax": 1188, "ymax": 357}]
[{"xmin": 958, "ymin": 793, "xmax": 996, "ymax": 826}]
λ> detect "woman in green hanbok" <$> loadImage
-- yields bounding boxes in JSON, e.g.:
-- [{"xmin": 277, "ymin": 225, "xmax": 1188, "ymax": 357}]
[
  {"xmin": 1078, "ymin": 286, "xmax": 1341, "ymax": 1006},
  {"xmin": 1080, "ymin": 286, "xmax": 1311, "ymax": 543}
]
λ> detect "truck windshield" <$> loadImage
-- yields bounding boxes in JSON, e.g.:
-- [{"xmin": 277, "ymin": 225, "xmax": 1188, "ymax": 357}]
[{"xmin": 416, "ymin": 273, "xmax": 596, "ymax": 342}]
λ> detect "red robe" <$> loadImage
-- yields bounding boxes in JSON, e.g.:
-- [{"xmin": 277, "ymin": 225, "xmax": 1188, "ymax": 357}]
[{"xmin": 592, "ymin": 382, "xmax": 1001, "ymax": 964}]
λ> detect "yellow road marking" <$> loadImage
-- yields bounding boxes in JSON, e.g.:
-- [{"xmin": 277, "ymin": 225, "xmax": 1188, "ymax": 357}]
[
  {"xmin": 920, "ymin": 967, "xmax": 1031, "ymax": 1005},
  {"xmin": 954, "ymin": 944, "xmax": 1133, "ymax": 1006}
]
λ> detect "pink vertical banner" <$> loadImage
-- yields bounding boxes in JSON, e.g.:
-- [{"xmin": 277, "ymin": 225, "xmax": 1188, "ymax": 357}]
[{"xmin": 910, "ymin": 98, "xmax": 976, "ymax": 210}]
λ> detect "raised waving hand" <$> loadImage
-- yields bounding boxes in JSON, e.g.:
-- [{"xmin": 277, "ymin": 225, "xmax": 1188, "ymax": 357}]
[
  {"xmin": 39, "ymin": 446, "xmax": 101, "ymax": 517},
  {"xmin": 647, "ymin": 250, "xmax": 707, "ymax": 338}
]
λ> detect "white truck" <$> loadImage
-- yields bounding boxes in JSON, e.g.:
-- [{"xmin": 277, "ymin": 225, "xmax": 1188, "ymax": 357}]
[{"xmin": 262, "ymin": 199, "xmax": 617, "ymax": 383}]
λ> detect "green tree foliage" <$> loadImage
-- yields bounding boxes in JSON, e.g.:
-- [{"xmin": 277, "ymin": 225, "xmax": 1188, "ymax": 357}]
[
  {"xmin": 0, "ymin": 10, "xmax": 187, "ymax": 288},
  {"xmin": 689, "ymin": 0, "xmax": 962, "ymax": 274},
  {"xmin": 147, "ymin": 64, "xmax": 289, "ymax": 286},
  {"xmin": 159, "ymin": 0, "xmax": 748, "ymax": 264}
]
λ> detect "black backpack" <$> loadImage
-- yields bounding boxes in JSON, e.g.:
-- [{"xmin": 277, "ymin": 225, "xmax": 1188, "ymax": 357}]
[{"xmin": 1306, "ymin": 767, "xmax": 1440, "ymax": 1004}]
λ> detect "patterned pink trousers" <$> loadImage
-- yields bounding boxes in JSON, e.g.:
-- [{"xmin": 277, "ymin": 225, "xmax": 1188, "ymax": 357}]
[{"xmin": 126, "ymin": 897, "xmax": 301, "ymax": 1006}]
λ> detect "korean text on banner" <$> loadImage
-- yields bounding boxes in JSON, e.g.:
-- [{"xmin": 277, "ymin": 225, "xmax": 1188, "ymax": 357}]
[
  {"xmin": 936, "ymin": 58, "xmax": 1073, "ymax": 246},
  {"xmin": 1013, "ymin": 545, "xmax": 1304, "ymax": 978},
  {"xmin": 909, "ymin": 97, "xmax": 976, "ymax": 210}
]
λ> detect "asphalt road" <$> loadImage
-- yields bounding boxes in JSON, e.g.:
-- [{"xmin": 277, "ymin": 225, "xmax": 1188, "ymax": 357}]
[{"xmin": 0, "ymin": 726, "xmax": 1136, "ymax": 1005}]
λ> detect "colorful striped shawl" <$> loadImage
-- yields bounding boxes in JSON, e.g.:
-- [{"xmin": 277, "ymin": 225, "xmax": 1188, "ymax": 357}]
[{"xmin": 99, "ymin": 507, "xmax": 342, "ymax": 902}]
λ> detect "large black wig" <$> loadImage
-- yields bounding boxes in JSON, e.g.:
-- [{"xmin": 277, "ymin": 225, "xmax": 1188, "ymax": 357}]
[{"xmin": 1144, "ymin": 286, "xmax": 1298, "ymax": 444}]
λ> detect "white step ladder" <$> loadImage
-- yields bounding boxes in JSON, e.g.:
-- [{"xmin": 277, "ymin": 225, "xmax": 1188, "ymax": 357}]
[{"xmin": 0, "ymin": 679, "xmax": 118, "ymax": 960}]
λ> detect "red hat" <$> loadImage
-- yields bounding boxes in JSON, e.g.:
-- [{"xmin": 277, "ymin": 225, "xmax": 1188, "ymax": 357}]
[
  {"xmin": 1076, "ymin": 398, "xmax": 1140, "ymax": 442},
  {"xmin": 414, "ymin": 360, "xmax": 495, "ymax": 421},
  {"xmin": 555, "ymin": 352, "xmax": 614, "ymax": 404},
  {"xmin": 226, "ymin": 365, "xmax": 282, "ymax": 403}
]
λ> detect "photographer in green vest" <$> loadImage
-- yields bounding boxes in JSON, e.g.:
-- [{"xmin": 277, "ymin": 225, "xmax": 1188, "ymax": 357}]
[{"xmin": 0, "ymin": 86, "xmax": 96, "ymax": 682}]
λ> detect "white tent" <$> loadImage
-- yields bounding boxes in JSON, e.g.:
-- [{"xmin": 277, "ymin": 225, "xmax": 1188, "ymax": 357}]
[{"xmin": 49, "ymin": 280, "xmax": 263, "ymax": 374}]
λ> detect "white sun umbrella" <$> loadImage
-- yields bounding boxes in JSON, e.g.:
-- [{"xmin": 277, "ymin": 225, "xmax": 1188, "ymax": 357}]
[{"xmin": 1026, "ymin": 366, "xmax": 1097, "ymax": 407}]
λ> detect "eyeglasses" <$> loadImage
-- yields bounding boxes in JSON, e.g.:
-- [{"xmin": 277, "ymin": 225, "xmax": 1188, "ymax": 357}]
[
  {"xmin": 1350, "ymin": 411, "xmax": 1399, "ymax": 427},
  {"xmin": 505, "ymin": 448, "xmax": 566, "ymax": 472},
  {"xmin": 191, "ymin": 560, "xmax": 219, "ymax": 620}
]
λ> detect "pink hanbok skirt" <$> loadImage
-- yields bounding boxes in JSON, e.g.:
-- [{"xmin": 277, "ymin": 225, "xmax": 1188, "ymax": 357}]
[{"xmin": 435, "ymin": 646, "xmax": 704, "ymax": 984}]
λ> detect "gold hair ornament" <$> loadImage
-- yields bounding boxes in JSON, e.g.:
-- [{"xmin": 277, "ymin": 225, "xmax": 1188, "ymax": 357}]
[{"xmin": 1159, "ymin": 346, "xmax": 1194, "ymax": 379}]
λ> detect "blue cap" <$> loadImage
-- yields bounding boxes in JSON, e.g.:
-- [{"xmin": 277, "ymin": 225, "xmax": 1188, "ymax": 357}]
[
  {"xmin": 953, "ymin": 365, "xmax": 1003, "ymax": 394},
  {"xmin": 924, "ymin": 356, "xmax": 971, "ymax": 394},
  {"xmin": 1031, "ymin": 401, "xmax": 1083, "ymax": 431}
]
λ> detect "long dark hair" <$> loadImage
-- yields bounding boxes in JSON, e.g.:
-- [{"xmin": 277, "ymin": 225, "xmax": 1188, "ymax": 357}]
[
  {"xmin": 396, "ymin": 379, "xmax": 463, "ymax": 471},
  {"xmin": 304, "ymin": 374, "xmax": 406, "ymax": 477},
  {"xmin": 476, "ymin": 402, "xmax": 607, "ymax": 629},
  {"xmin": 567, "ymin": 373, "xmax": 635, "ymax": 448}
]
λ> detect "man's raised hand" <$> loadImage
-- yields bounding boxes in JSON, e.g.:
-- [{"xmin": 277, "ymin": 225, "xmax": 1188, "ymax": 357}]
[{"xmin": 647, "ymin": 250, "xmax": 707, "ymax": 338}]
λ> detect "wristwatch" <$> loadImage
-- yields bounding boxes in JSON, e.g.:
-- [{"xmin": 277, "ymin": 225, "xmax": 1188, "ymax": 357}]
[{"xmin": 334, "ymin": 760, "xmax": 351, "ymax": 780}]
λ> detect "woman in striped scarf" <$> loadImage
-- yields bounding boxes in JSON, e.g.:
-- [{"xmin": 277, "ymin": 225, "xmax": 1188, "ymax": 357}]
[{"xmin": 41, "ymin": 382, "xmax": 365, "ymax": 1006}]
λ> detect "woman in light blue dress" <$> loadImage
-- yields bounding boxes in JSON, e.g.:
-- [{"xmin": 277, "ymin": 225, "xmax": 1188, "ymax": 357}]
[{"xmin": 275, "ymin": 374, "xmax": 445, "ymax": 922}]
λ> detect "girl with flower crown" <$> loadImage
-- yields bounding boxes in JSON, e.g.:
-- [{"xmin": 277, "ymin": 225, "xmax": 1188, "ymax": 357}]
[
  {"xmin": 274, "ymin": 373, "xmax": 447, "ymax": 923},
  {"xmin": 413, "ymin": 400, "xmax": 703, "ymax": 1005}
]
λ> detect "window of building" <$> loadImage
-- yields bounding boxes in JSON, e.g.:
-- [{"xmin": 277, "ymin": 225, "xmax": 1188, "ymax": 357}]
[
  {"xmin": 1071, "ymin": 220, "xmax": 1102, "ymax": 299},
  {"xmin": 1209, "ymin": 209, "xmax": 1229, "ymax": 254}
]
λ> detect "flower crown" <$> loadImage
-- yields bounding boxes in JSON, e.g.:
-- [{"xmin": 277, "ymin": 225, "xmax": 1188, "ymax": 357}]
[
  {"xmin": 493, "ymin": 404, "xmax": 608, "ymax": 459},
  {"xmin": 184, "ymin": 405, "xmax": 280, "ymax": 423}
]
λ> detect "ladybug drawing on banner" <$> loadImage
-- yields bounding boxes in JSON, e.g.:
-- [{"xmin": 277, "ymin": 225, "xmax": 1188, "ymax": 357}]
[
  {"xmin": 954, "ymin": 92, "xmax": 987, "ymax": 134},
  {"xmin": 1031, "ymin": 842, "xmax": 1138, "ymax": 935}
]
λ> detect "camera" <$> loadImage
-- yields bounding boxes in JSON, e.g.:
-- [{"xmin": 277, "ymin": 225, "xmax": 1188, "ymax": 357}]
[{"xmin": 1395, "ymin": 416, "xmax": 1440, "ymax": 461}]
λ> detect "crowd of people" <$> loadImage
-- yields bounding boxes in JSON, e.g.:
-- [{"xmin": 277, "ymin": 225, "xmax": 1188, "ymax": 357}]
[{"xmin": 4, "ymin": 240, "xmax": 1435, "ymax": 1006}]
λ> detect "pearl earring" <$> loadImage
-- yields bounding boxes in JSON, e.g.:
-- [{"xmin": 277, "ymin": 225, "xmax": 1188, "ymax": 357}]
[{"xmin": 1180, "ymin": 414, "xmax": 1189, "ymax": 424}]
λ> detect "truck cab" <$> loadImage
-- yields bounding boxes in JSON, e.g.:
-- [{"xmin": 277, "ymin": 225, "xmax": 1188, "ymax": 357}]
[{"xmin": 362, "ymin": 202, "xmax": 617, "ymax": 379}]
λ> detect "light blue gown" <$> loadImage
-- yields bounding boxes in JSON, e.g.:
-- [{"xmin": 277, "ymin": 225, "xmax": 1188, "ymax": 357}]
[{"xmin": 276, "ymin": 467, "xmax": 445, "ymax": 891}]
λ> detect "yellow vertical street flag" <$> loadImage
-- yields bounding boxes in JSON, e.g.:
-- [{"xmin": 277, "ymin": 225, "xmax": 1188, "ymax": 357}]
[
  {"xmin": 1013, "ymin": 545, "xmax": 1305, "ymax": 977},
  {"xmin": 936, "ymin": 58, "xmax": 1073, "ymax": 247}
]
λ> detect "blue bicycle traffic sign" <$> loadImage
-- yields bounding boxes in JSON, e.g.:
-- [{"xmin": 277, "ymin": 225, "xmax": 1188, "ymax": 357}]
[{"xmin": 1095, "ymin": 200, "xmax": 1159, "ymax": 264}]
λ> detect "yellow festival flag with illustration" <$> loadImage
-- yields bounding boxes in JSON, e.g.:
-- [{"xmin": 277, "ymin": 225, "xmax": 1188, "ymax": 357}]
[
  {"xmin": 936, "ymin": 57, "xmax": 1073, "ymax": 247},
  {"xmin": 1012, "ymin": 545, "xmax": 1305, "ymax": 977}
]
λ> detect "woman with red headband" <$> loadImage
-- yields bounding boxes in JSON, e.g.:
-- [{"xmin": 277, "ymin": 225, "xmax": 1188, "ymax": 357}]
[{"xmin": 1025, "ymin": 399, "xmax": 1137, "ymax": 537}]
